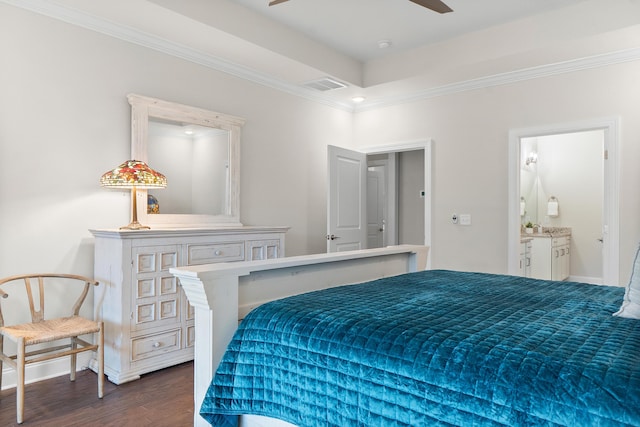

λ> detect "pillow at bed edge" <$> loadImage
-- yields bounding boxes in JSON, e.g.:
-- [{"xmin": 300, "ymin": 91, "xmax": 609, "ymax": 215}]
[{"xmin": 614, "ymin": 244, "xmax": 640, "ymax": 318}]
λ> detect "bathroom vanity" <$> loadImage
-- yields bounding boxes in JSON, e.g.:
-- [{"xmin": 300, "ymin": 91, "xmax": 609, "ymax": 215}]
[{"xmin": 527, "ymin": 228, "xmax": 571, "ymax": 281}]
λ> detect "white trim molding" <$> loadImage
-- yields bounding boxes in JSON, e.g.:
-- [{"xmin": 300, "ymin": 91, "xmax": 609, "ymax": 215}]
[
  {"xmin": 3, "ymin": 0, "xmax": 640, "ymax": 112},
  {"xmin": 355, "ymin": 48, "xmax": 640, "ymax": 112},
  {"xmin": 1, "ymin": 352, "xmax": 94, "ymax": 390}
]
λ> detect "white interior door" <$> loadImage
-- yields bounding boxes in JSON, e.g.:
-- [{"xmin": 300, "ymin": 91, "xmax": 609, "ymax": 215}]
[
  {"xmin": 327, "ymin": 145, "xmax": 367, "ymax": 252},
  {"xmin": 367, "ymin": 166, "xmax": 386, "ymax": 249}
]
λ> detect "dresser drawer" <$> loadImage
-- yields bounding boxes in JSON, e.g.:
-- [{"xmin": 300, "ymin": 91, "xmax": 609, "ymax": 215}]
[
  {"xmin": 186, "ymin": 242, "xmax": 244, "ymax": 265},
  {"xmin": 131, "ymin": 329, "xmax": 181, "ymax": 361}
]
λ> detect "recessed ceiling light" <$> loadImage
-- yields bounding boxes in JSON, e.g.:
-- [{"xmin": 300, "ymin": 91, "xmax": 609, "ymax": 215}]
[
  {"xmin": 352, "ymin": 96, "xmax": 366, "ymax": 103},
  {"xmin": 378, "ymin": 39, "xmax": 392, "ymax": 49}
]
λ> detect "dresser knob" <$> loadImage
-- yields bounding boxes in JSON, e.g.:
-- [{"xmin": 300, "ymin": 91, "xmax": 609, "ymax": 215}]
[
  {"xmin": 214, "ymin": 250, "xmax": 222, "ymax": 256},
  {"xmin": 153, "ymin": 342, "xmax": 161, "ymax": 348}
]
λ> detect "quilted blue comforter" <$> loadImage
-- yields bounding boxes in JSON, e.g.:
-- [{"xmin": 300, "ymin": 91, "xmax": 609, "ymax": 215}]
[{"xmin": 201, "ymin": 270, "xmax": 640, "ymax": 426}]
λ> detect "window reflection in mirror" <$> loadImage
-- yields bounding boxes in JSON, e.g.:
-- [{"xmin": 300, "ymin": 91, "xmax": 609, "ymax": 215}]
[{"xmin": 147, "ymin": 118, "xmax": 230, "ymax": 216}]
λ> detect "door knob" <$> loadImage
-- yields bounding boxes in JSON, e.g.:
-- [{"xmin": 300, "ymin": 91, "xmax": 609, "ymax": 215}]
[{"xmin": 326, "ymin": 234, "xmax": 340, "ymax": 240}]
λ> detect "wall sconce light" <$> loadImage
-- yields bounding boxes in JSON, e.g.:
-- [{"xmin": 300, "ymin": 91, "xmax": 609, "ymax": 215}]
[
  {"xmin": 525, "ymin": 152, "xmax": 538, "ymax": 166},
  {"xmin": 100, "ymin": 160, "xmax": 167, "ymax": 230}
]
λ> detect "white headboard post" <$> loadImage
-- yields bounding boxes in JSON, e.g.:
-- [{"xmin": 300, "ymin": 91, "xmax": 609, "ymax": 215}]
[
  {"xmin": 174, "ymin": 274, "xmax": 240, "ymax": 427},
  {"xmin": 171, "ymin": 245, "xmax": 429, "ymax": 426}
]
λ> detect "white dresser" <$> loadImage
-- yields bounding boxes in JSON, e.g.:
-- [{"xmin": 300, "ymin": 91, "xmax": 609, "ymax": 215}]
[{"xmin": 90, "ymin": 226, "xmax": 288, "ymax": 384}]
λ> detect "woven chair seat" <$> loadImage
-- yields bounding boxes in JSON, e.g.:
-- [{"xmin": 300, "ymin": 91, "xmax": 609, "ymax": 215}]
[
  {"xmin": 0, "ymin": 316, "xmax": 101, "ymax": 346},
  {"xmin": 0, "ymin": 273, "xmax": 104, "ymax": 424}
]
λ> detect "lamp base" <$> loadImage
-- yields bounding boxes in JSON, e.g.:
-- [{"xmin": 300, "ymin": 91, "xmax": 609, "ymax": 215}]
[{"xmin": 119, "ymin": 221, "xmax": 150, "ymax": 231}]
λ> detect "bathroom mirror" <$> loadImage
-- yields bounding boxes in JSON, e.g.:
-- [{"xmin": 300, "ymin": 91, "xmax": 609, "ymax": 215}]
[
  {"xmin": 128, "ymin": 94, "xmax": 245, "ymax": 227},
  {"xmin": 519, "ymin": 138, "xmax": 539, "ymax": 225}
]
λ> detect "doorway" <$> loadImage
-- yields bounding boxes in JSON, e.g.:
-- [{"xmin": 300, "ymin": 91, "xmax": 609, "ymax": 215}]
[
  {"xmin": 367, "ymin": 151, "xmax": 426, "ymax": 249},
  {"xmin": 508, "ymin": 118, "xmax": 619, "ymax": 286},
  {"xmin": 327, "ymin": 140, "xmax": 432, "ymax": 268},
  {"xmin": 367, "ymin": 159, "xmax": 388, "ymax": 249}
]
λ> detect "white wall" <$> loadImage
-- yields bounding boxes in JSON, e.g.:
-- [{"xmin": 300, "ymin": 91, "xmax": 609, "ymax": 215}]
[
  {"xmin": 0, "ymin": 4, "xmax": 352, "ymax": 265},
  {"xmin": 0, "ymin": 4, "xmax": 352, "ymax": 385},
  {"xmin": 354, "ymin": 61, "xmax": 640, "ymax": 281},
  {"xmin": 2, "ymin": 1, "xmax": 640, "ymax": 387}
]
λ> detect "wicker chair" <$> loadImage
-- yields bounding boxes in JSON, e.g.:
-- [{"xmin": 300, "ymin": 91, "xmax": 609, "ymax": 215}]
[{"xmin": 0, "ymin": 274, "xmax": 104, "ymax": 424}]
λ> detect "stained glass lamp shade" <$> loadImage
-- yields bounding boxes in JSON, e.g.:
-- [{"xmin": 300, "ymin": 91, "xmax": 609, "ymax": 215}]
[{"xmin": 100, "ymin": 160, "xmax": 167, "ymax": 230}]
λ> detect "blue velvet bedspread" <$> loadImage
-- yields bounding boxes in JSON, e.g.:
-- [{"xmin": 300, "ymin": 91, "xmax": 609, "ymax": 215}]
[{"xmin": 200, "ymin": 270, "xmax": 640, "ymax": 426}]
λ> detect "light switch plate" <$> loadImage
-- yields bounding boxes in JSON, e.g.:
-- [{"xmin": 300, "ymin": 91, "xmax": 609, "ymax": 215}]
[{"xmin": 459, "ymin": 214, "xmax": 471, "ymax": 225}]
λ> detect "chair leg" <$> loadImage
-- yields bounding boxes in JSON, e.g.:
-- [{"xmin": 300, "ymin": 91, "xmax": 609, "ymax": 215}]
[
  {"xmin": 17, "ymin": 337, "xmax": 25, "ymax": 424},
  {"xmin": 70, "ymin": 337, "xmax": 77, "ymax": 382},
  {"xmin": 0, "ymin": 336, "xmax": 4, "ymax": 391},
  {"xmin": 98, "ymin": 322, "xmax": 104, "ymax": 398}
]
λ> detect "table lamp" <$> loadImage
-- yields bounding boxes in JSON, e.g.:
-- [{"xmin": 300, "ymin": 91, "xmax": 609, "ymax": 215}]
[{"xmin": 100, "ymin": 160, "xmax": 167, "ymax": 230}]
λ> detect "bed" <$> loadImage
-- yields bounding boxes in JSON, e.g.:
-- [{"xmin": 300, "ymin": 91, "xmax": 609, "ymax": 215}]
[{"xmin": 171, "ymin": 245, "xmax": 640, "ymax": 426}]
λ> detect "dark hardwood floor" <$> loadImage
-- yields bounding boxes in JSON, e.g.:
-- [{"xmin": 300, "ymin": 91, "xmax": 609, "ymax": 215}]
[{"xmin": 0, "ymin": 362, "xmax": 194, "ymax": 426}]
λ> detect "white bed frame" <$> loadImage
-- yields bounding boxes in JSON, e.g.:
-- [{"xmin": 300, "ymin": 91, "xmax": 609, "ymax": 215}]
[{"xmin": 170, "ymin": 245, "xmax": 429, "ymax": 427}]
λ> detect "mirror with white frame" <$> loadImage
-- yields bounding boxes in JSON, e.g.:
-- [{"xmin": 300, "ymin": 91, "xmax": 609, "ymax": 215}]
[{"xmin": 128, "ymin": 94, "xmax": 245, "ymax": 227}]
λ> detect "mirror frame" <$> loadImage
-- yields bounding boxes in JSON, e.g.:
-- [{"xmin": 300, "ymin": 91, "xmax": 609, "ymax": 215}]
[{"xmin": 128, "ymin": 93, "xmax": 245, "ymax": 227}]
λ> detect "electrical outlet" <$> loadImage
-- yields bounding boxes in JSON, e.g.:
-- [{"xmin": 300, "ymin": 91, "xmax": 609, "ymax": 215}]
[{"xmin": 452, "ymin": 214, "xmax": 458, "ymax": 224}]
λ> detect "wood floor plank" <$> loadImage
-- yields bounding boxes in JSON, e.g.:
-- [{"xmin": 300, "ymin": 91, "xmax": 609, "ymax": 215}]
[{"xmin": 0, "ymin": 362, "xmax": 194, "ymax": 426}]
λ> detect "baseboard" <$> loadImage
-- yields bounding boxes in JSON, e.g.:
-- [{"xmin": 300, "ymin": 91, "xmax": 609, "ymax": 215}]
[
  {"xmin": 1, "ymin": 352, "xmax": 94, "ymax": 390},
  {"xmin": 569, "ymin": 275, "xmax": 603, "ymax": 285}
]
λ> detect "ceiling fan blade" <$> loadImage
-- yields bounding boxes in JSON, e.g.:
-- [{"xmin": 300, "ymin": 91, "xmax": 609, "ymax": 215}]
[
  {"xmin": 269, "ymin": 0, "xmax": 289, "ymax": 5},
  {"xmin": 409, "ymin": 0, "xmax": 453, "ymax": 14}
]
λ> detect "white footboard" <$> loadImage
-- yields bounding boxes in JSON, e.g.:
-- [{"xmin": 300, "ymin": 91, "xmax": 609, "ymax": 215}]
[{"xmin": 170, "ymin": 245, "xmax": 429, "ymax": 427}]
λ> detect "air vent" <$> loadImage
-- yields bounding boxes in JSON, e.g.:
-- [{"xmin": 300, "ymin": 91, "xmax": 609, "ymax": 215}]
[{"xmin": 302, "ymin": 77, "xmax": 348, "ymax": 92}]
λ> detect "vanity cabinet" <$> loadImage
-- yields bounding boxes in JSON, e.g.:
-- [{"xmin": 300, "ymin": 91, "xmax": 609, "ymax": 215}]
[
  {"xmin": 519, "ymin": 239, "xmax": 532, "ymax": 277},
  {"xmin": 530, "ymin": 235, "xmax": 571, "ymax": 281},
  {"xmin": 91, "ymin": 227, "xmax": 287, "ymax": 384},
  {"xmin": 552, "ymin": 236, "xmax": 571, "ymax": 281}
]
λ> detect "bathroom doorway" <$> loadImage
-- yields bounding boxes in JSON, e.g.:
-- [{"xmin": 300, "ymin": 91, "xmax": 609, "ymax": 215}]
[
  {"xmin": 520, "ymin": 131, "xmax": 603, "ymax": 282},
  {"xmin": 508, "ymin": 118, "xmax": 619, "ymax": 286}
]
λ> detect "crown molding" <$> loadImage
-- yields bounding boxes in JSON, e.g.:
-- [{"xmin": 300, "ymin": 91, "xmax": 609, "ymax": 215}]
[
  {"xmin": 4, "ymin": 0, "xmax": 640, "ymax": 113},
  {"xmin": 2, "ymin": 0, "xmax": 356, "ymax": 112},
  {"xmin": 355, "ymin": 47, "xmax": 640, "ymax": 112}
]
